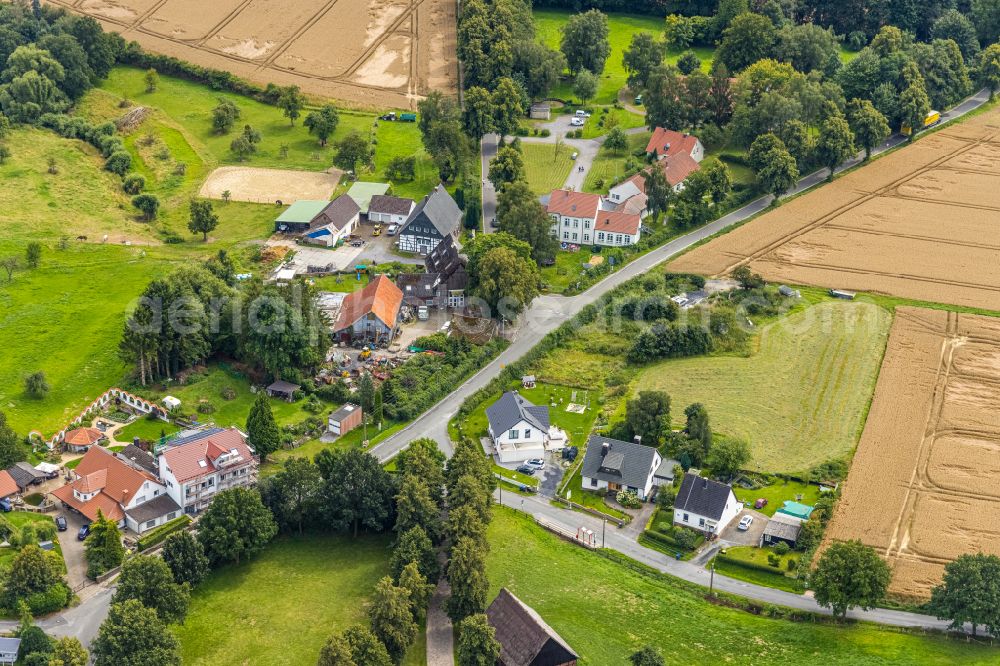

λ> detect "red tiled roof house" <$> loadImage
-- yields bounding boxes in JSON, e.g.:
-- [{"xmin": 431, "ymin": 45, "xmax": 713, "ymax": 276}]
[
  {"xmin": 50, "ymin": 447, "xmax": 180, "ymax": 533},
  {"xmin": 158, "ymin": 428, "xmax": 258, "ymax": 515},
  {"xmin": 332, "ymin": 274, "xmax": 404, "ymax": 345}
]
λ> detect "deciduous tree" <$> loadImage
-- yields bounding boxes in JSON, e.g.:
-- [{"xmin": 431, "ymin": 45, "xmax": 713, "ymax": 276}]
[
  {"xmin": 488, "ymin": 145, "xmax": 524, "ymax": 190},
  {"xmin": 91, "ymin": 600, "xmax": 180, "ymax": 666},
  {"xmin": 162, "ymin": 530, "xmax": 210, "ymax": 586},
  {"xmin": 395, "ymin": 475, "xmax": 441, "ymax": 540},
  {"xmin": 212, "ymin": 98, "xmax": 240, "ymax": 134},
  {"xmin": 930, "ymin": 553, "xmax": 1000, "ymax": 637},
  {"xmin": 716, "ymin": 13, "xmax": 778, "ymax": 72},
  {"xmin": 495, "ymin": 180, "xmax": 557, "ymax": 264},
  {"xmin": 0, "ymin": 410, "xmax": 22, "ymax": 469},
  {"xmin": 622, "ymin": 32, "xmax": 662, "ymax": 89},
  {"xmin": 561, "ymin": 9, "xmax": 610, "ymax": 75},
  {"xmin": 623, "ymin": 391, "xmax": 671, "ymax": 447},
  {"xmin": 315, "ymin": 448, "xmax": 395, "ymax": 537},
  {"xmin": 143, "ymin": 67, "xmax": 158, "ymax": 92},
  {"xmin": 473, "ymin": 246, "xmax": 540, "ymax": 316},
  {"xmin": 572, "ymin": 69, "xmax": 598, "ymax": 105},
  {"xmin": 188, "ymin": 199, "xmax": 219, "ymax": 241},
  {"xmin": 278, "ymin": 85, "xmax": 305, "ymax": 125},
  {"xmin": 197, "ymin": 487, "xmax": 277, "ymax": 565},
  {"xmin": 304, "ymin": 104, "xmax": 340, "ymax": 146},
  {"xmin": 334, "ymin": 131, "xmax": 371, "ymax": 173},
  {"xmin": 812, "ymin": 540, "xmax": 891, "ymax": 618},
  {"xmin": 642, "ymin": 165, "xmax": 672, "ymax": 221},
  {"xmin": 112, "ymin": 555, "xmax": 189, "ymax": 624},
  {"xmin": 683, "ymin": 403, "xmax": 712, "ymax": 462},
  {"xmin": 604, "ymin": 126, "xmax": 628, "ymax": 154},
  {"xmin": 49, "ymin": 636, "xmax": 88, "ymax": 666},
  {"xmin": 815, "ymin": 114, "xmax": 856, "ymax": 180},
  {"xmin": 846, "ymin": 98, "xmax": 889, "ymax": 159},
  {"xmin": 706, "ymin": 438, "xmax": 750, "ymax": 480}
]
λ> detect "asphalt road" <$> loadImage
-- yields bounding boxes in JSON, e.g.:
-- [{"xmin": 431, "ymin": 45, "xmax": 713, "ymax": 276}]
[
  {"xmin": 480, "ymin": 133, "xmax": 499, "ymax": 232},
  {"xmin": 501, "ymin": 491, "xmax": 962, "ymax": 631}
]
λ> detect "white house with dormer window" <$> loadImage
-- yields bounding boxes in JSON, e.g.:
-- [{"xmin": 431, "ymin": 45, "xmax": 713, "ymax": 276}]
[{"xmin": 486, "ymin": 392, "xmax": 552, "ymax": 463}]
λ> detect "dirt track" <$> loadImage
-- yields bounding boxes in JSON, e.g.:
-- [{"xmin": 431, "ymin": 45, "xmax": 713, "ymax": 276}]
[
  {"xmin": 43, "ymin": 0, "xmax": 457, "ymax": 109},
  {"xmin": 670, "ymin": 107, "xmax": 1000, "ymax": 312},
  {"xmin": 823, "ymin": 307, "xmax": 1000, "ymax": 599}
]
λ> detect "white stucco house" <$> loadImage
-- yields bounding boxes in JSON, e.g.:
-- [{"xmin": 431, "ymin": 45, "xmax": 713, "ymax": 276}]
[
  {"xmin": 673, "ymin": 472, "xmax": 741, "ymax": 535},
  {"xmin": 486, "ymin": 392, "xmax": 551, "ymax": 463},
  {"xmin": 546, "ymin": 189, "xmax": 643, "ymax": 247},
  {"xmin": 579, "ymin": 435, "xmax": 662, "ymax": 501}
]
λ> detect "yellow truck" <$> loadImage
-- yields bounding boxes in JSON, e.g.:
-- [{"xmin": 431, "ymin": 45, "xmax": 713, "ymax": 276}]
[{"xmin": 901, "ymin": 110, "xmax": 940, "ymax": 136}]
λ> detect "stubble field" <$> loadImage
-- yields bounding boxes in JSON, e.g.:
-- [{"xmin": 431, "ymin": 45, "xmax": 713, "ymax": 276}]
[
  {"xmin": 670, "ymin": 107, "xmax": 1000, "ymax": 312},
  {"xmin": 823, "ymin": 307, "xmax": 1000, "ymax": 599},
  {"xmin": 43, "ymin": 0, "xmax": 457, "ymax": 108}
]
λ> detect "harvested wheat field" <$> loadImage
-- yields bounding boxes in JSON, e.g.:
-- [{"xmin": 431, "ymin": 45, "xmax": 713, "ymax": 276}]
[
  {"xmin": 198, "ymin": 166, "xmax": 340, "ymax": 203},
  {"xmin": 823, "ymin": 307, "xmax": 1000, "ymax": 600},
  {"xmin": 670, "ymin": 107, "xmax": 1000, "ymax": 312},
  {"xmin": 43, "ymin": 0, "xmax": 457, "ymax": 109}
]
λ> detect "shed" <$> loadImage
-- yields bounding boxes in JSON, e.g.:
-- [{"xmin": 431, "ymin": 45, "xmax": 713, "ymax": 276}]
[
  {"xmin": 328, "ymin": 403, "xmax": 363, "ymax": 437},
  {"xmin": 761, "ymin": 512, "xmax": 803, "ymax": 548},
  {"xmin": 521, "ymin": 375, "xmax": 536, "ymax": 389},
  {"xmin": 6, "ymin": 462, "xmax": 44, "ymax": 490},
  {"xmin": 776, "ymin": 500, "xmax": 814, "ymax": 521},
  {"xmin": 486, "ymin": 588, "xmax": 578, "ymax": 666},
  {"xmin": 0, "ymin": 637, "xmax": 20, "ymax": 665},
  {"xmin": 266, "ymin": 381, "xmax": 300, "ymax": 402},
  {"xmin": 275, "ymin": 200, "xmax": 330, "ymax": 234},
  {"xmin": 529, "ymin": 103, "xmax": 551, "ymax": 120},
  {"xmin": 162, "ymin": 395, "xmax": 181, "ymax": 411}
]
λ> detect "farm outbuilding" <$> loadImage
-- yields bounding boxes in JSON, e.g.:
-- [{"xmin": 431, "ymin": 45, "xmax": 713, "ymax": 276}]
[
  {"xmin": 328, "ymin": 403, "xmax": 363, "ymax": 437},
  {"xmin": 486, "ymin": 588, "xmax": 578, "ymax": 666},
  {"xmin": 266, "ymin": 381, "xmax": 300, "ymax": 402},
  {"xmin": 761, "ymin": 512, "xmax": 804, "ymax": 548}
]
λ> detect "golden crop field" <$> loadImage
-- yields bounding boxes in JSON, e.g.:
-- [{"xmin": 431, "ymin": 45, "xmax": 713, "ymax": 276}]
[{"xmin": 823, "ymin": 308, "xmax": 1000, "ymax": 599}]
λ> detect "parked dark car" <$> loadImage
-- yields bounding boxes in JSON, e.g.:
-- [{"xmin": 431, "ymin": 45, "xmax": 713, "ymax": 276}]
[
  {"xmin": 56, "ymin": 516, "xmax": 67, "ymax": 531},
  {"xmin": 754, "ymin": 498, "xmax": 768, "ymax": 510},
  {"xmin": 515, "ymin": 465, "xmax": 535, "ymax": 475},
  {"xmin": 0, "ymin": 498, "xmax": 11, "ymax": 512},
  {"xmin": 77, "ymin": 524, "xmax": 90, "ymax": 541}
]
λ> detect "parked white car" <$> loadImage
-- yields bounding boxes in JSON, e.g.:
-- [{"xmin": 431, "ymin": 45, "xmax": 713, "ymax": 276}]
[
  {"xmin": 570, "ymin": 117, "xmax": 585, "ymax": 127},
  {"xmin": 737, "ymin": 515, "xmax": 754, "ymax": 531},
  {"xmin": 574, "ymin": 109, "xmax": 591, "ymax": 117},
  {"xmin": 524, "ymin": 458, "xmax": 545, "ymax": 469}
]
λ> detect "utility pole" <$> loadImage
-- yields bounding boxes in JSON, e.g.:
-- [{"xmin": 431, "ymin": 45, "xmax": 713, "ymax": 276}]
[
  {"xmin": 498, "ymin": 478, "xmax": 502, "ymax": 506},
  {"xmin": 710, "ymin": 560, "xmax": 716, "ymax": 596},
  {"xmin": 602, "ymin": 518, "xmax": 606, "ymax": 548}
]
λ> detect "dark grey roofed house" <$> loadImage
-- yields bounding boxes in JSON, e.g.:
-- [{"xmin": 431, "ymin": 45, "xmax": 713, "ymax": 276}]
[
  {"xmin": 0, "ymin": 636, "xmax": 20, "ymax": 665},
  {"xmin": 486, "ymin": 392, "xmax": 550, "ymax": 438},
  {"xmin": 579, "ymin": 435, "xmax": 662, "ymax": 500},
  {"xmin": 487, "ymin": 588, "xmax": 578, "ymax": 666},
  {"xmin": 117, "ymin": 444, "xmax": 158, "ymax": 475},
  {"xmin": 674, "ymin": 473, "xmax": 734, "ymax": 520},
  {"xmin": 311, "ymin": 195, "xmax": 361, "ymax": 231},
  {"xmin": 397, "ymin": 185, "xmax": 462, "ymax": 254},
  {"xmin": 6, "ymin": 462, "xmax": 44, "ymax": 490}
]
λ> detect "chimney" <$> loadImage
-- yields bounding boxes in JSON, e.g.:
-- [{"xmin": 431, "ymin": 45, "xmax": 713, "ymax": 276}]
[
  {"xmin": 702, "ymin": 478, "xmax": 708, "ymax": 490},
  {"xmin": 133, "ymin": 437, "xmax": 140, "ymax": 447},
  {"xmin": 601, "ymin": 442, "xmax": 610, "ymax": 458},
  {"xmin": 634, "ymin": 435, "xmax": 642, "ymax": 445}
]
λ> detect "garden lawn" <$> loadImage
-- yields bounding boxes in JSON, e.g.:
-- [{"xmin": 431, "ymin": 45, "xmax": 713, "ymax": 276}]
[
  {"xmin": 733, "ymin": 479, "xmax": 823, "ymax": 516},
  {"xmin": 115, "ymin": 417, "xmax": 181, "ymax": 445},
  {"xmin": 456, "ymin": 382, "xmax": 599, "ymax": 449},
  {"xmin": 487, "ymin": 509, "xmax": 1000, "ymax": 665},
  {"xmin": 265, "ymin": 420, "xmax": 406, "ymax": 473},
  {"xmin": 539, "ymin": 250, "xmax": 601, "ymax": 293},
  {"xmin": 583, "ymin": 133, "xmax": 650, "ymax": 194},
  {"xmin": 175, "ymin": 534, "xmax": 395, "ymax": 666},
  {"xmin": 133, "ymin": 365, "xmax": 320, "ymax": 432},
  {"xmin": 712, "ymin": 545, "xmax": 804, "ymax": 594},
  {"xmin": 373, "ymin": 120, "xmax": 442, "ymax": 200},
  {"xmin": 520, "ymin": 142, "xmax": 574, "ymax": 194},
  {"xmin": 534, "ymin": 10, "xmax": 714, "ymax": 104},
  {"xmin": 559, "ymin": 468, "xmax": 626, "ymax": 521},
  {"xmin": 0, "ymin": 513, "xmax": 65, "ymax": 570},
  {"xmin": 635, "ymin": 299, "xmax": 892, "ymax": 474},
  {"xmin": 579, "ymin": 107, "xmax": 646, "ymax": 140}
]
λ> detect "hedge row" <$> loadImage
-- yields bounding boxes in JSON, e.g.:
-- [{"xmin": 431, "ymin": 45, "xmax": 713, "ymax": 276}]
[
  {"xmin": 137, "ymin": 515, "xmax": 193, "ymax": 551},
  {"xmin": 119, "ymin": 42, "xmax": 278, "ymax": 105},
  {"xmin": 643, "ymin": 527, "xmax": 699, "ymax": 552},
  {"xmin": 714, "ymin": 553, "xmax": 789, "ymax": 575}
]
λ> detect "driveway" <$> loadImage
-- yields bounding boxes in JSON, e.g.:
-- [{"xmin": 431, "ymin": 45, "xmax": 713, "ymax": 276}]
[
  {"xmin": 55, "ymin": 509, "xmax": 89, "ymax": 590},
  {"xmin": 268, "ymin": 240, "xmax": 365, "ymax": 275},
  {"xmin": 535, "ymin": 457, "xmax": 565, "ymax": 497},
  {"xmin": 717, "ymin": 508, "xmax": 767, "ymax": 547}
]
